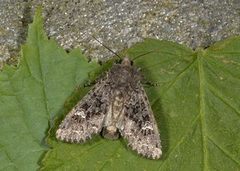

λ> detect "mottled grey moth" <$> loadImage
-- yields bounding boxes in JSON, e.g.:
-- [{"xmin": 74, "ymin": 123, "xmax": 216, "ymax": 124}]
[{"xmin": 56, "ymin": 57, "xmax": 162, "ymax": 159}]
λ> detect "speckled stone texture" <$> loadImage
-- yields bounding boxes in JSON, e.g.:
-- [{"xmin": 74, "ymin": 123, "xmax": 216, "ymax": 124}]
[{"xmin": 0, "ymin": 0, "xmax": 240, "ymax": 67}]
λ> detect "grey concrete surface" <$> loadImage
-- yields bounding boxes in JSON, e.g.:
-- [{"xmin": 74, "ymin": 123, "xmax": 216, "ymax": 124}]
[{"xmin": 0, "ymin": 0, "xmax": 240, "ymax": 68}]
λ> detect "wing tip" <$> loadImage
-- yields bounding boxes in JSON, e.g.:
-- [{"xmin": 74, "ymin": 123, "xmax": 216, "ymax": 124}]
[
  {"xmin": 56, "ymin": 128, "xmax": 94, "ymax": 143},
  {"xmin": 128, "ymin": 143, "xmax": 162, "ymax": 159}
]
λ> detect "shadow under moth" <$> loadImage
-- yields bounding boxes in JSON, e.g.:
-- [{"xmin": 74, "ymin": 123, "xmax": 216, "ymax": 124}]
[{"xmin": 56, "ymin": 57, "xmax": 162, "ymax": 159}]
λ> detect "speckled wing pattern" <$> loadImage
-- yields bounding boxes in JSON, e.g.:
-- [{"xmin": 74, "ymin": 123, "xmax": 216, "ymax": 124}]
[
  {"xmin": 56, "ymin": 57, "xmax": 162, "ymax": 159},
  {"xmin": 56, "ymin": 76, "xmax": 110, "ymax": 143},
  {"xmin": 119, "ymin": 85, "xmax": 162, "ymax": 159}
]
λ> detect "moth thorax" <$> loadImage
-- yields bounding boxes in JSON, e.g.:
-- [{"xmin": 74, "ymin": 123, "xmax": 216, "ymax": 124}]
[
  {"xmin": 113, "ymin": 90, "xmax": 124, "ymax": 117},
  {"xmin": 114, "ymin": 90, "xmax": 124, "ymax": 102}
]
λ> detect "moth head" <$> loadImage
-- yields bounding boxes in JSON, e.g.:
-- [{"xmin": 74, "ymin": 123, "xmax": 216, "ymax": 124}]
[{"xmin": 121, "ymin": 57, "xmax": 133, "ymax": 66}]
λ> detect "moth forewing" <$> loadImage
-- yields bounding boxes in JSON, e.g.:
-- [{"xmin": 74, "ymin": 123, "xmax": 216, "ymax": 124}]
[{"xmin": 56, "ymin": 57, "xmax": 162, "ymax": 159}]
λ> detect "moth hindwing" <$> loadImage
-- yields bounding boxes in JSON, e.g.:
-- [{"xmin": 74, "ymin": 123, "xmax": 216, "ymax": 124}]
[{"xmin": 56, "ymin": 57, "xmax": 162, "ymax": 159}]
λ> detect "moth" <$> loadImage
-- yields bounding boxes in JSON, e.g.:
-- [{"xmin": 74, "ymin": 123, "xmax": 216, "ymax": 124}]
[{"xmin": 56, "ymin": 57, "xmax": 162, "ymax": 159}]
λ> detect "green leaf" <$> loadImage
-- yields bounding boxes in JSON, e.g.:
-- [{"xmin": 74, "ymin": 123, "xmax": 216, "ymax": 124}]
[
  {"xmin": 128, "ymin": 38, "xmax": 240, "ymax": 170},
  {"xmin": 1, "ymin": 8, "xmax": 240, "ymax": 171},
  {"xmin": 0, "ymin": 9, "xmax": 100, "ymax": 171},
  {"xmin": 40, "ymin": 37, "xmax": 240, "ymax": 170}
]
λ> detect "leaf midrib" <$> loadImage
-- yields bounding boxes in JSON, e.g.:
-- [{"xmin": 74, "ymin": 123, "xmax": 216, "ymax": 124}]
[
  {"xmin": 35, "ymin": 25, "xmax": 51, "ymax": 121},
  {"xmin": 198, "ymin": 55, "xmax": 208, "ymax": 171}
]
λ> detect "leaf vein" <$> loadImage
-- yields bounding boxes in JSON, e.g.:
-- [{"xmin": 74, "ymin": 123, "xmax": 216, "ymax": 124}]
[
  {"xmin": 161, "ymin": 56, "xmax": 197, "ymax": 97},
  {"xmin": 158, "ymin": 114, "xmax": 200, "ymax": 170},
  {"xmin": 98, "ymin": 144, "xmax": 121, "ymax": 171},
  {"xmin": 151, "ymin": 56, "xmax": 197, "ymax": 107},
  {"xmin": 207, "ymin": 83, "xmax": 240, "ymax": 117},
  {"xmin": 207, "ymin": 136, "xmax": 240, "ymax": 166},
  {"xmin": 0, "ymin": 148, "xmax": 17, "ymax": 170},
  {"xmin": 7, "ymin": 74, "xmax": 40, "ymax": 142}
]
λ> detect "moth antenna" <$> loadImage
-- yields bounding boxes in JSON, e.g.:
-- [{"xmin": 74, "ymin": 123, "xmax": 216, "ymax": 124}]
[
  {"xmin": 132, "ymin": 51, "xmax": 155, "ymax": 61},
  {"xmin": 92, "ymin": 36, "xmax": 122, "ymax": 60}
]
